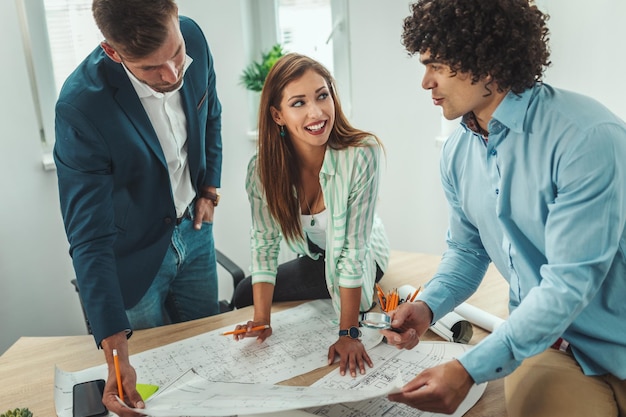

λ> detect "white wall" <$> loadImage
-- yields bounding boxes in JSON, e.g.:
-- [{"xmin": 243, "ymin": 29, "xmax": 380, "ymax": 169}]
[
  {"xmin": 1, "ymin": 0, "xmax": 625, "ymax": 354},
  {"xmin": 0, "ymin": 0, "xmax": 86, "ymax": 350},
  {"xmin": 347, "ymin": 1, "xmax": 449, "ymax": 255},
  {"xmin": 177, "ymin": 1, "xmax": 258, "ymax": 300},
  {"xmin": 541, "ymin": 0, "xmax": 626, "ymax": 121}
]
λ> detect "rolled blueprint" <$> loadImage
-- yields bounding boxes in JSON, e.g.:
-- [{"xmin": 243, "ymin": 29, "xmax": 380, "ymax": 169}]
[
  {"xmin": 397, "ymin": 284, "xmax": 506, "ymax": 343},
  {"xmin": 454, "ymin": 302, "xmax": 505, "ymax": 332},
  {"xmin": 430, "ymin": 311, "xmax": 473, "ymax": 344}
]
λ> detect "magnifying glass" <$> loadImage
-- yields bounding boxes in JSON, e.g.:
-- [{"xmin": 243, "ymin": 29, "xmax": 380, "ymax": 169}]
[{"xmin": 360, "ymin": 312, "xmax": 393, "ymax": 329}]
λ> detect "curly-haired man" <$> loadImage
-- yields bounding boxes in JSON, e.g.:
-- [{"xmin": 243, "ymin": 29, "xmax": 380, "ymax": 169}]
[{"xmin": 381, "ymin": 1, "xmax": 626, "ymax": 416}]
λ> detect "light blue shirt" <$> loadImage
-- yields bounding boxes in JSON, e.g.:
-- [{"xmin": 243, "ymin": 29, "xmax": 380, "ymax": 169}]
[{"xmin": 418, "ymin": 83, "xmax": 626, "ymax": 384}]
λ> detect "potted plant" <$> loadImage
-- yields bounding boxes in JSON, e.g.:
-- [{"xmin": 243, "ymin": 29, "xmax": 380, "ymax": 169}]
[
  {"xmin": 240, "ymin": 44, "xmax": 286, "ymax": 92},
  {"xmin": 1, "ymin": 408, "xmax": 33, "ymax": 417},
  {"xmin": 240, "ymin": 44, "xmax": 286, "ymax": 137}
]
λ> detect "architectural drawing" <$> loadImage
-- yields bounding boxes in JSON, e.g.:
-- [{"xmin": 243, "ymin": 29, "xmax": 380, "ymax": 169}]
[{"xmin": 305, "ymin": 342, "xmax": 486, "ymax": 417}]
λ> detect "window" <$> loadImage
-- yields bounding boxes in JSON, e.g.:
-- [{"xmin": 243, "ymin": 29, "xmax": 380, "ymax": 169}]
[
  {"xmin": 20, "ymin": 0, "xmax": 352, "ymax": 165},
  {"xmin": 244, "ymin": 0, "xmax": 352, "ymax": 123},
  {"xmin": 276, "ymin": 0, "xmax": 334, "ymax": 74},
  {"xmin": 17, "ymin": 0, "xmax": 101, "ymax": 168},
  {"xmin": 43, "ymin": 0, "xmax": 102, "ymax": 95},
  {"xmin": 277, "ymin": 0, "xmax": 351, "ymax": 115}
]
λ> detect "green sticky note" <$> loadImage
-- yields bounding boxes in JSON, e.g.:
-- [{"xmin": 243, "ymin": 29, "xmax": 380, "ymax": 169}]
[{"xmin": 136, "ymin": 383, "xmax": 159, "ymax": 400}]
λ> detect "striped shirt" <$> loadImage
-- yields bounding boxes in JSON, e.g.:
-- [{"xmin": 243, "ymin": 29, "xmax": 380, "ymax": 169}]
[{"xmin": 246, "ymin": 137, "xmax": 390, "ymax": 314}]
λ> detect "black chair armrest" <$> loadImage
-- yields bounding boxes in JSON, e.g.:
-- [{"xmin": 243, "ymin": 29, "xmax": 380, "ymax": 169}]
[{"xmin": 216, "ymin": 249, "xmax": 245, "ymax": 289}]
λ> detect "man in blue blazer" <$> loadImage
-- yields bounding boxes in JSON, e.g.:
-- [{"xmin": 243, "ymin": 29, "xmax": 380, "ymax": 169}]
[{"xmin": 54, "ymin": 1, "xmax": 221, "ymax": 414}]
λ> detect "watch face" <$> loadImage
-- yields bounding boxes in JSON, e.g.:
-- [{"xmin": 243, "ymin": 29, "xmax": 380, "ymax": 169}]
[{"xmin": 349, "ymin": 326, "xmax": 360, "ymax": 339}]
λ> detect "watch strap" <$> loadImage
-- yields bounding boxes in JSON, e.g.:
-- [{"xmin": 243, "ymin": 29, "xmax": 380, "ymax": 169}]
[
  {"xmin": 338, "ymin": 326, "xmax": 361, "ymax": 339},
  {"xmin": 200, "ymin": 190, "xmax": 220, "ymax": 206}
]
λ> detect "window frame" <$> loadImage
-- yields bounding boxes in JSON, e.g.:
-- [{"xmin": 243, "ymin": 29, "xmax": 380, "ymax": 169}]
[{"xmin": 16, "ymin": 0, "xmax": 58, "ymax": 156}]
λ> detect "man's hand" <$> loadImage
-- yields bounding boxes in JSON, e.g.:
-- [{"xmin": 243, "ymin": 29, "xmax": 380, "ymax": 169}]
[
  {"xmin": 388, "ymin": 360, "xmax": 474, "ymax": 414},
  {"xmin": 328, "ymin": 337, "xmax": 373, "ymax": 377},
  {"xmin": 101, "ymin": 332, "xmax": 145, "ymax": 417},
  {"xmin": 194, "ymin": 193, "xmax": 216, "ymax": 229},
  {"xmin": 380, "ymin": 301, "xmax": 433, "ymax": 350}
]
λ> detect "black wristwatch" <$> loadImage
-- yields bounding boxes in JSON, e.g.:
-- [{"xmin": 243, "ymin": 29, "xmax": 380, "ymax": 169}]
[{"xmin": 338, "ymin": 326, "xmax": 361, "ymax": 339}]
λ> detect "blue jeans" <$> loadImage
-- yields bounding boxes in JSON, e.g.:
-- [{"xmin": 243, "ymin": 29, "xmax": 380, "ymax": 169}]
[{"xmin": 125, "ymin": 217, "xmax": 219, "ymax": 329}]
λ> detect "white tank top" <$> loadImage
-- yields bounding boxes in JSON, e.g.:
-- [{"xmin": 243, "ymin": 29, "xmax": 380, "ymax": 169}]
[{"xmin": 301, "ymin": 208, "xmax": 328, "ymax": 250}]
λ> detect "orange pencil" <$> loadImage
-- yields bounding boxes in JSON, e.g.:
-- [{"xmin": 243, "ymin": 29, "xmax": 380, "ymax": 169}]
[
  {"xmin": 377, "ymin": 292, "xmax": 386, "ymax": 312},
  {"xmin": 409, "ymin": 286, "xmax": 421, "ymax": 302},
  {"xmin": 222, "ymin": 324, "xmax": 270, "ymax": 336},
  {"xmin": 389, "ymin": 289, "xmax": 397, "ymax": 311},
  {"xmin": 375, "ymin": 283, "xmax": 386, "ymax": 311},
  {"xmin": 385, "ymin": 291, "xmax": 393, "ymax": 313},
  {"xmin": 113, "ymin": 349, "xmax": 123, "ymax": 401}
]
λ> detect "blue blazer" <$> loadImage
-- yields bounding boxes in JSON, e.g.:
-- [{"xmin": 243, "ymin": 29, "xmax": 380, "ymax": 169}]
[{"xmin": 54, "ymin": 17, "xmax": 222, "ymax": 345}]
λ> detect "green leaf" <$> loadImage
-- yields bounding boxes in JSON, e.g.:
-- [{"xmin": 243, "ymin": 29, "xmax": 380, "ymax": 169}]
[
  {"xmin": 1, "ymin": 408, "xmax": 33, "ymax": 417},
  {"xmin": 240, "ymin": 44, "xmax": 286, "ymax": 92}
]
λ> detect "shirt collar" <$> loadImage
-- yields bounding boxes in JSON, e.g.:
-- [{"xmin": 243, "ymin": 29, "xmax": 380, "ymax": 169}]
[
  {"xmin": 123, "ymin": 54, "xmax": 193, "ymax": 99},
  {"xmin": 461, "ymin": 83, "xmax": 538, "ymax": 137},
  {"xmin": 462, "ymin": 112, "xmax": 489, "ymax": 138},
  {"xmin": 490, "ymin": 84, "xmax": 536, "ymax": 134}
]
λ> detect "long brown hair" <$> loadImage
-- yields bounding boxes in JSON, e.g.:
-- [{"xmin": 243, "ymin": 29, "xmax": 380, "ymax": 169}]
[{"xmin": 256, "ymin": 53, "xmax": 382, "ymax": 242}]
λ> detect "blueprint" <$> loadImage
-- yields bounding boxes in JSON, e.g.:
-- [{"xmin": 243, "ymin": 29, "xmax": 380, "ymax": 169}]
[
  {"xmin": 115, "ymin": 342, "xmax": 484, "ymax": 417},
  {"xmin": 306, "ymin": 341, "xmax": 487, "ymax": 417},
  {"xmin": 121, "ymin": 368, "xmax": 402, "ymax": 416},
  {"xmin": 54, "ymin": 300, "xmax": 486, "ymax": 417},
  {"xmin": 54, "ymin": 300, "xmax": 383, "ymax": 417}
]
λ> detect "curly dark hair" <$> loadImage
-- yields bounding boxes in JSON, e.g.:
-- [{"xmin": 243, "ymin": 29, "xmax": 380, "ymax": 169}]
[{"xmin": 402, "ymin": 0, "xmax": 551, "ymax": 94}]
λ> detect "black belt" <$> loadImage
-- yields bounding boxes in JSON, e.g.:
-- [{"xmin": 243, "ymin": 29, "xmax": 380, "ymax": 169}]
[{"xmin": 176, "ymin": 207, "xmax": 191, "ymax": 225}]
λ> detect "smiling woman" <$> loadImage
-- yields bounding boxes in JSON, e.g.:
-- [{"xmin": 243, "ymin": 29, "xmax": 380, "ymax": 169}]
[{"xmin": 232, "ymin": 52, "xmax": 391, "ymax": 379}]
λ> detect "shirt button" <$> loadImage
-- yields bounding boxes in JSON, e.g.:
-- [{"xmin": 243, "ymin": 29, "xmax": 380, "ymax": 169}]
[
  {"xmin": 496, "ymin": 367, "xmax": 503, "ymax": 373},
  {"xmin": 490, "ymin": 149, "xmax": 497, "ymax": 155},
  {"xmin": 495, "ymin": 189, "xmax": 500, "ymax": 195}
]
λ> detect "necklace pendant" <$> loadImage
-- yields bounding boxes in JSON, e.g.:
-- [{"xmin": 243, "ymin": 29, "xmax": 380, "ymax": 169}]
[{"xmin": 310, "ymin": 217, "xmax": 316, "ymax": 226}]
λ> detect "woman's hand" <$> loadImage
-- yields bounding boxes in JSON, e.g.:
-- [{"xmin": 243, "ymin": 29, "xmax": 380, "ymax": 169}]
[
  {"xmin": 328, "ymin": 337, "xmax": 373, "ymax": 377},
  {"xmin": 233, "ymin": 320, "xmax": 272, "ymax": 343}
]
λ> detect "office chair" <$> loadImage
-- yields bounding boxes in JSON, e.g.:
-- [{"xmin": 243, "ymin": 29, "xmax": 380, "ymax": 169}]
[{"xmin": 70, "ymin": 249, "xmax": 245, "ymax": 335}]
